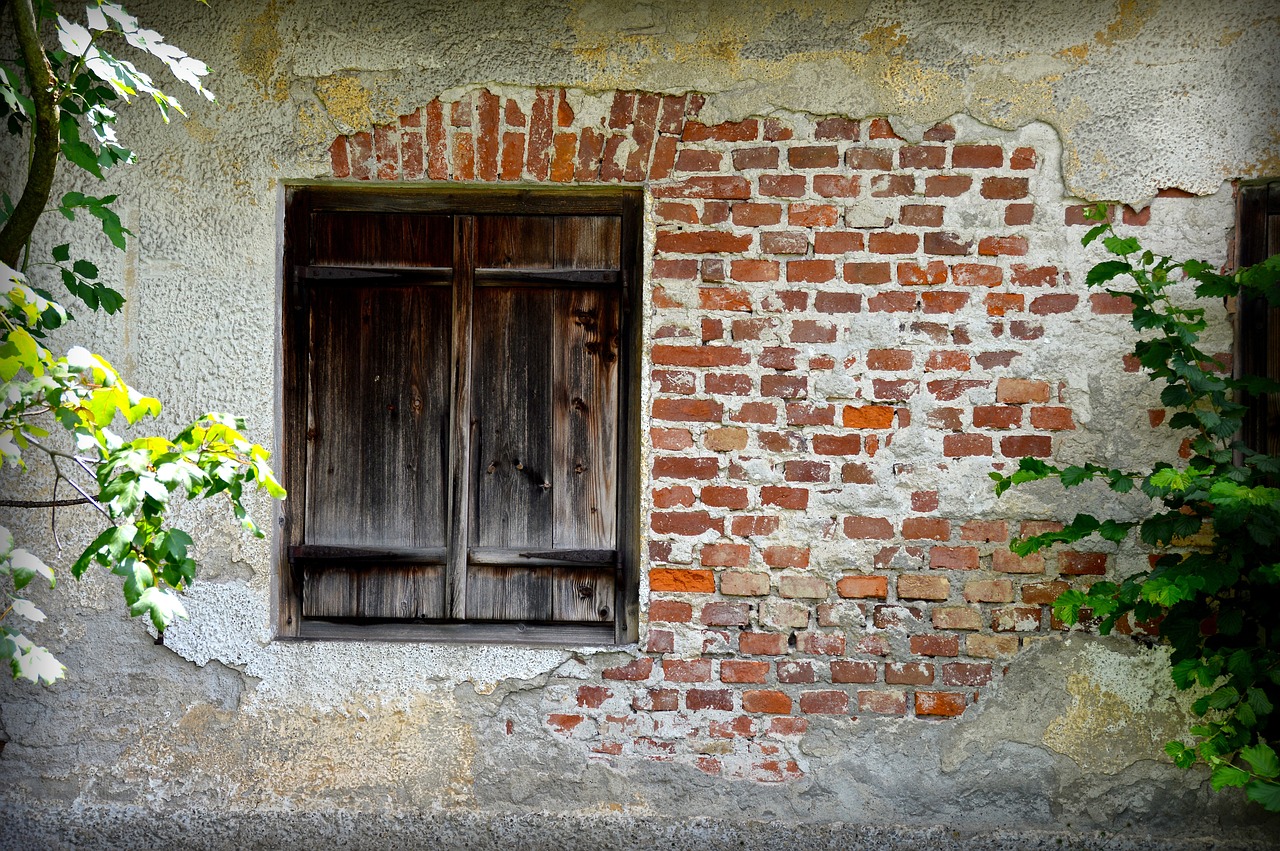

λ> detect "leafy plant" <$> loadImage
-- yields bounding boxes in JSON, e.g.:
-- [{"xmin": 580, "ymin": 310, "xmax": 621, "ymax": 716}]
[
  {"xmin": 992, "ymin": 203, "xmax": 1280, "ymax": 810},
  {"xmin": 0, "ymin": 0, "xmax": 284, "ymax": 685}
]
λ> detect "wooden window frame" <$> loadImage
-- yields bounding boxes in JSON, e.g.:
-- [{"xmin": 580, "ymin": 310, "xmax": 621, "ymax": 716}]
[
  {"xmin": 1236, "ymin": 182, "xmax": 1279, "ymax": 457},
  {"xmin": 276, "ymin": 185, "xmax": 643, "ymax": 645}
]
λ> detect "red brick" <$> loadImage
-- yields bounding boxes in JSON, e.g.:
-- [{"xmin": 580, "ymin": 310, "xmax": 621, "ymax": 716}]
[
  {"xmin": 973, "ymin": 405, "xmax": 1023, "ymax": 429},
  {"xmin": 1091, "ymin": 293, "xmax": 1135, "ymax": 315},
  {"xmin": 964, "ymin": 579, "xmax": 1014, "ymax": 603},
  {"xmin": 1030, "ymin": 406, "xmax": 1075, "ymax": 431},
  {"xmin": 1011, "ymin": 265, "xmax": 1059, "ymax": 287},
  {"xmin": 761, "ymin": 231, "xmax": 809, "ymax": 255},
  {"xmin": 578, "ymin": 685, "xmax": 611, "ymax": 711},
  {"xmin": 784, "ymin": 461, "xmax": 827, "ymax": 483},
  {"xmin": 603, "ymin": 657, "xmax": 655, "ymax": 680},
  {"xmin": 777, "ymin": 660, "xmax": 816, "ymax": 684},
  {"xmin": 886, "ymin": 663, "xmax": 935, "ymax": 685},
  {"xmin": 898, "ymin": 260, "xmax": 949, "ymax": 286},
  {"xmin": 928, "ymin": 379, "xmax": 989, "ymax": 401},
  {"xmin": 869, "ymin": 232, "xmax": 920, "ymax": 254},
  {"xmin": 699, "ymin": 486, "xmax": 748, "ymax": 510},
  {"xmin": 844, "ymin": 262, "xmax": 893, "ymax": 284},
  {"xmin": 703, "ymin": 373, "xmax": 751, "ymax": 396},
  {"xmin": 900, "ymin": 204, "xmax": 944, "ymax": 227},
  {"xmin": 329, "ymin": 137, "xmax": 351, "ymax": 178},
  {"xmin": 732, "ymin": 146, "xmax": 779, "ymax": 169},
  {"xmin": 732, "ymin": 515, "xmax": 779, "ymax": 537},
  {"xmin": 547, "ymin": 714, "xmax": 583, "ymax": 734},
  {"xmin": 701, "ymin": 601, "xmax": 751, "ymax": 626},
  {"xmin": 933, "ymin": 607, "xmax": 984, "ymax": 630},
  {"xmin": 981, "ymin": 177, "xmax": 1029, "ymax": 200},
  {"xmin": 788, "ymin": 146, "xmax": 839, "ymax": 168},
  {"xmin": 721, "ymin": 660, "xmax": 770, "ymax": 683},
  {"xmin": 653, "ymin": 176, "xmax": 753, "ymax": 201},
  {"xmin": 721, "ymin": 570, "xmax": 770, "ymax": 596},
  {"xmin": 700, "ymin": 543, "xmax": 751, "ymax": 568},
  {"xmin": 663, "ymin": 659, "xmax": 712, "ymax": 682},
  {"xmin": 815, "ymin": 117, "xmax": 861, "ymax": 140},
  {"xmin": 682, "ymin": 119, "xmax": 759, "ymax": 142},
  {"xmin": 868, "ymin": 292, "xmax": 917, "ymax": 312},
  {"xmin": 708, "ymin": 716, "xmax": 754, "ymax": 738},
  {"xmin": 870, "ymin": 174, "xmax": 915, "ymax": 197},
  {"xmin": 859, "ymin": 690, "xmax": 906, "ymax": 715},
  {"xmin": 979, "ymin": 235, "xmax": 1028, "ymax": 256},
  {"xmin": 649, "ymin": 568, "xmax": 716, "ymax": 593},
  {"xmin": 831, "ymin": 660, "xmax": 878, "ymax": 683},
  {"xmin": 814, "ymin": 292, "xmax": 863, "ymax": 314},
  {"xmin": 760, "ymin": 546, "xmax": 809, "ymax": 570},
  {"xmin": 944, "ymin": 434, "xmax": 993, "ymax": 457},
  {"xmin": 1010, "ymin": 147, "xmax": 1037, "ymax": 170},
  {"xmin": 1005, "ymin": 203, "xmax": 1035, "ymax": 226},
  {"xmin": 900, "ymin": 145, "xmax": 946, "ymax": 169},
  {"xmin": 675, "ymin": 148, "xmax": 723, "ymax": 172},
  {"xmin": 651, "ymin": 428, "xmax": 693, "ymax": 450},
  {"xmin": 867, "ymin": 348, "xmax": 913, "ymax": 371},
  {"xmin": 649, "ymin": 599, "xmax": 693, "ymax": 623},
  {"xmin": 787, "ymin": 260, "xmax": 837, "ymax": 284},
  {"xmin": 902, "ymin": 518, "xmax": 951, "ymax": 541},
  {"xmin": 996, "ymin": 378, "xmax": 1050, "ymax": 404},
  {"xmin": 943, "ymin": 662, "xmax": 992, "ymax": 686},
  {"xmin": 985, "ymin": 293, "xmax": 1024, "ymax": 316},
  {"xmin": 653, "ymin": 485, "xmax": 695, "ymax": 508},
  {"xmin": 993, "ymin": 604, "xmax": 1043, "ymax": 632},
  {"xmin": 814, "ymin": 434, "xmax": 861, "ymax": 455},
  {"xmin": 911, "ymin": 634, "xmax": 960, "ymax": 657},
  {"xmin": 686, "ymin": 688, "xmax": 733, "ymax": 711},
  {"xmin": 653, "ymin": 457, "xmax": 719, "ymax": 480},
  {"xmin": 731, "ymin": 402, "xmax": 779, "ymax": 425},
  {"xmin": 801, "ymin": 690, "xmax": 850, "ymax": 715},
  {"xmin": 961, "ymin": 520, "xmax": 1008, "ymax": 542},
  {"xmin": 813, "ymin": 175, "xmax": 860, "ymax": 197},
  {"xmin": 761, "ymin": 486, "xmax": 809, "ymax": 510},
  {"xmin": 740, "ymin": 632, "xmax": 789, "ymax": 656},
  {"xmin": 656, "ymin": 230, "xmax": 753, "ymax": 254},
  {"xmin": 844, "ymin": 516, "xmax": 893, "ymax": 539},
  {"xmin": 1030, "ymin": 294, "xmax": 1079, "ymax": 315},
  {"xmin": 921, "ymin": 291, "xmax": 970, "ymax": 314},
  {"xmin": 923, "ymin": 231, "xmax": 974, "ymax": 256},
  {"xmin": 951, "ymin": 264, "xmax": 1002, "ymax": 287},
  {"xmin": 925, "ymin": 175, "xmax": 972, "ymax": 197},
  {"xmin": 785, "ymin": 403, "xmax": 834, "ymax": 426},
  {"xmin": 837, "ymin": 575, "xmax": 889, "ymax": 598},
  {"xmin": 898, "ymin": 574, "xmax": 950, "ymax": 600},
  {"xmin": 952, "ymin": 145, "xmax": 1003, "ymax": 168},
  {"xmin": 846, "ymin": 148, "xmax": 894, "ymax": 170},
  {"xmin": 992, "ymin": 549, "xmax": 1045, "ymax": 574},
  {"xmin": 1059, "ymin": 551, "xmax": 1108, "ymax": 576},
  {"xmin": 1021, "ymin": 580, "xmax": 1069, "ymax": 605},
  {"xmin": 915, "ymin": 691, "xmax": 967, "ymax": 717},
  {"xmin": 842, "ymin": 405, "xmax": 895, "ymax": 428},
  {"xmin": 731, "ymin": 202, "xmax": 783, "ymax": 226},
  {"xmin": 760, "ymin": 174, "xmax": 807, "ymax": 197},
  {"xmin": 1000, "ymin": 434, "xmax": 1052, "ymax": 457},
  {"xmin": 926, "ymin": 350, "xmax": 970, "ymax": 371},
  {"xmin": 651, "ymin": 511, "xmax": 723, "ymax": 536},
  {"xmin": 928, "ymin": 546, "xmax": 978, "ymax": 570},
  {"xmin": 743, "ymin": 689, "xmax": 792, "ymax": 714}
]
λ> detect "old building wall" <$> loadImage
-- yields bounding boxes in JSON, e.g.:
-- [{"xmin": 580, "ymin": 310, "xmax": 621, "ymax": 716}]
[{"xmin": 2, "ymin": 1, "xmax": 1279, "ymax": 848}]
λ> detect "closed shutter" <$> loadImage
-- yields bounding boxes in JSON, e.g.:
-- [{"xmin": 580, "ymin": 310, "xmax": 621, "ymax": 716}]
[
  {"xmin": 1237, "ymin": 183, "xmax": 1280, "ymax": 457},
  {"xmin": 280, "ymin": 190, "xmax": 639, "ymax": 643}
]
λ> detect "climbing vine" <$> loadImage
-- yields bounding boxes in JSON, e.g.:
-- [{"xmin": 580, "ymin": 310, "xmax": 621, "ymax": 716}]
[
  {"xmin": 993, "ymin": 203, "xmax": 1280, "ymax": 810},
  {"xmin": 1, "ymin": 0, "xmax": 284, "ymax": 684}
]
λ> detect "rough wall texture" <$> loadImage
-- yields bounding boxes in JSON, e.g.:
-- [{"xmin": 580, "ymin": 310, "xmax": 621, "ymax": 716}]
[{"xmin": 2, "ymin": 0, "xmax": 1280, "ymax": 848}]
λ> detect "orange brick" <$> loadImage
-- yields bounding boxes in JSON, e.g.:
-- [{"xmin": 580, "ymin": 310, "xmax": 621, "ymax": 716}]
[
  {"xmin": 837, "ymin": 575, "xmax": 889, "ymax": 598},
  {"xmin": 649, "ymin": 568, "xmax": 716, "ymax": 593}
]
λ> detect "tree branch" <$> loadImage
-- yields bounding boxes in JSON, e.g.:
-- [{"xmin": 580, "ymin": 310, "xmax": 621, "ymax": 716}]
[
  {"xmin": 0, "ymin": 498, "xmax": 93, "ymax": 508},
  {"xmin": 0, "ymin": 0, "xmax": 60, "ymax": 268}
]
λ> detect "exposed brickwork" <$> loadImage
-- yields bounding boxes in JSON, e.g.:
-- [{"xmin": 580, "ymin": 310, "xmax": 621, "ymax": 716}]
[{"xmin": 327, "ymin": 88, "xmax": 1175, "ymax": 783}]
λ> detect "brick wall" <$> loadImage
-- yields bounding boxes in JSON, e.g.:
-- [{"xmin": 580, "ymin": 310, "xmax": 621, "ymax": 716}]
[{"xmin": 327, "ymin": 87, "xmax": 1182, "ymax": 782}]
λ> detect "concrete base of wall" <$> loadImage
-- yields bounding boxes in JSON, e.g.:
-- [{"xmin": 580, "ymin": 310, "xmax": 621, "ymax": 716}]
[{"xmin": 3, "ymin": 804, "xmax": 1273, "ymax": 851}]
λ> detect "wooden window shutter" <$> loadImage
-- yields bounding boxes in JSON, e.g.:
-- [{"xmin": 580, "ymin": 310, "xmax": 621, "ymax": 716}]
[
  {"xmin": 280, "ymin": 188, "xmax": 640, "ymax": 645},
  {"xmin": 1237, "ymin": 182, "xmax": 1280, "ymax": 457}
]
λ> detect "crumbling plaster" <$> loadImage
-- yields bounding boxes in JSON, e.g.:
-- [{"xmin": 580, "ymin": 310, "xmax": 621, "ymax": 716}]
[{"xmin": 2, "ymin": 0, "xmax": 1279, "ymax": 846}]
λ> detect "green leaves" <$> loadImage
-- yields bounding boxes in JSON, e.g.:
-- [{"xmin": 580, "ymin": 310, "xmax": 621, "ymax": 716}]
[
  {"xmin": 59, "ymin": 191, "xmax": 130, "ymax": 251},
  {"xmin": 991, "ymin": 213, "xmax": 1280, "ymax": 814}
]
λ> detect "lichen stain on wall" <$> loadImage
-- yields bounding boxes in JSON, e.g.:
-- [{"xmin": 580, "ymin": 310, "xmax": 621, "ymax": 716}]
[
  {"xmin": 113, "ymin": 696, "xmax": 477, "ymax": 809},
  {"xmin": 236, "ymin": 0, "xmax": 289, "ymax": 103},
  {"xmin": 1041, "ymin": 642, "xmax": 1194, "ymax": 776}
]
